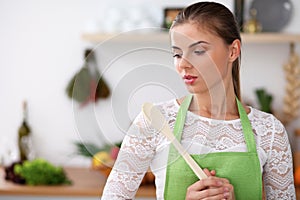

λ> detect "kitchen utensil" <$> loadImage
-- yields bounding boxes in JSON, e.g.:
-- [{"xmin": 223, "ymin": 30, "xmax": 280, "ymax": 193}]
[{"xmin": 142, "ymin": 102, "xmax": 207, "ymax": 180}]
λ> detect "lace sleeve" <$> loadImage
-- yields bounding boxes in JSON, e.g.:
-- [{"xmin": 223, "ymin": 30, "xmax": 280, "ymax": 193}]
[
  {"xmin": 263, "ymin": 117, "xmax": 296, "ymax": 199},
  {"xmin": 101, "ymin": 113, "xmax": 158, "ymax": 200}
]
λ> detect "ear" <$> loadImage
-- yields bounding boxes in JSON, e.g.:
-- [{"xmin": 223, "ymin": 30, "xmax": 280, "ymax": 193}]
[{"xmin": 229, "ymin": 39, "xmax": 241, "ymax": 62}]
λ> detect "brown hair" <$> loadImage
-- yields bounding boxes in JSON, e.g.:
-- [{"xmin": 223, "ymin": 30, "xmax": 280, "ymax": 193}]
[{"xmin": 171, "ymin": 2, "xmax": 242, "ymax": 99}]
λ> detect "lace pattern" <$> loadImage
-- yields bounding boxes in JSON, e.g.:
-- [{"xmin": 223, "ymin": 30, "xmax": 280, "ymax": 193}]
[{"xmin": 102, "ymin": 99, "xmax": 295, "ymax": 200}]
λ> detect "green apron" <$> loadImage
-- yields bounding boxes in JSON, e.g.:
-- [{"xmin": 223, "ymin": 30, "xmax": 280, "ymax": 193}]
[{"xmin": 164, "ymin": 95, "xmax": 262, "ymax": 199}]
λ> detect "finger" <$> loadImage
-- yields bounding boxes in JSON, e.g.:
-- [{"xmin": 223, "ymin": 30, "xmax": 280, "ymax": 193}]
[
  {"xmin": 203, "ymin": 168, "xmax": 217, "ymax": 177},
  {"xmin": 203, "ymin": 168, "xmax": 213, "ymax": 177},
  {"xmin": 210, "ymin": 176, "xmax": 230, "ymax": 185},
  {"xmin": 205, "ymin": 176, "xmax": 230, "ymax": 186},
  {"xmin": 199, "ymin": 170, "xmax": 230, "ymax": 185},
  {"xmin": 210, "ymin": 169, "xmax": 216, "ymax": 176},
  {"xmin": 188, "ymin": 187, "xmax": 229, "ymax": 200},
  {"xmin": 222, "ymin": 183, "xmax": 234, "ymax": 199},
  {"xmin": 188, "ymin": 176, "xmax": 223, "ymax": 191}
]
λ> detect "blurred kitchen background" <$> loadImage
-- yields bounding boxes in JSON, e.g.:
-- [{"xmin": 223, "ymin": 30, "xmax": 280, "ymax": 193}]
[{"xmin": 0, "ymin": 0, "xmax": 300, "ymax": 170}]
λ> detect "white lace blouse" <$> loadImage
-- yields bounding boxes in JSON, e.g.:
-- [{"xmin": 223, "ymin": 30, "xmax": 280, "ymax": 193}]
[{"xmin": 102, "ymin": 99, "xmax": 296, "ymax": 200}]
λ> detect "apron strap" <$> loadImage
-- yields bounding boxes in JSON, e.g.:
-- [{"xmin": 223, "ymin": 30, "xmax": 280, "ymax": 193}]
[
  {"xmin": 236, "ymin": 97, "xmax": 257, "ymax": 153},
  {"xmin": 173, "ymin": 94, "xmax": 193, "ymax": 141},
  {"xmin": 173, "ymin": 94, "xmax": 257, "ymax": 153}
]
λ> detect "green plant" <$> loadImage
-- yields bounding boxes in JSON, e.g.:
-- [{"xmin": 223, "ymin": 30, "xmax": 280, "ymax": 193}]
[
  {"xmin": 255, "ymin": 88, "xmax": 273, "ymax": 113},
  {"xmin": 74, "ymin": 141, "xmax": 122, "ymax": 158},
  {"xmin": 74, "ymin": 141, "xmax": 109, "ymax": 158},
  {"xmin": 14, "ymin": 158, "xmax": 72, "ymax": 185},
  {"xmin": 65, "ymin": 49, "xmax": 110, "ymax": 105}
]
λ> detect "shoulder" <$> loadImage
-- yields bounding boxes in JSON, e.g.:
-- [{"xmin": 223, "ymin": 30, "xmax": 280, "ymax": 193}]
[
  {"xmin": 136, "ymin": 98, "xmax": 177, "ymax": 118},
  {"xmin": 128, "ymin": 98, "xmax": 178, "ymax": 136},
  {"xmin": 250, "ymin": 107, "xmax": 289, "ymax": 155},
  {"xmin": 153, "ymin": 98, "xmax": 179, "ymax": 115},
  {"xmin": 250, "ymin": 108, "xmax": 291, "ymax": 163},
  {"xmin": 250, "ymin": 107, "xmax": 286, "ymax": 134}
]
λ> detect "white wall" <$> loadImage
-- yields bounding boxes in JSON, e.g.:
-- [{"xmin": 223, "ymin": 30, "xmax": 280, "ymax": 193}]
[{"xmin": 0, "ymin": 0, "xmax": 299, "ymax": 167}]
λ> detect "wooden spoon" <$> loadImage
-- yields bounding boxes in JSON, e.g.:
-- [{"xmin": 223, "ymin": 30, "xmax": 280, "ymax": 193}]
[{"xmin": 142, "ymin": 102, "xmax": 207, "ymax": 180}]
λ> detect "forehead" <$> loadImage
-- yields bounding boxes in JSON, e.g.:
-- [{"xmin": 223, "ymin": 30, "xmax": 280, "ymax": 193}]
[{"xmin": 170, "ymin": 23, "xmax": 219, "ymax": 47}]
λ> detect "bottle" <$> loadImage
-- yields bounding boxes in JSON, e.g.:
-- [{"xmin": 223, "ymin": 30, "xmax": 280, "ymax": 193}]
[
  {"xmin": 18, "ymin": 101, "xmax": 32, "ymax": 161},
  {"xmin": 243, "ymin": 8, "xmax": 262, "ymax": 34}
]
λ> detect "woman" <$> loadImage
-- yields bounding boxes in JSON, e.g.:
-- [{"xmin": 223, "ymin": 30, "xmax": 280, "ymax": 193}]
[{"xmin": 102, "ymin": 2, "xmax": 295, "ymax": 199}]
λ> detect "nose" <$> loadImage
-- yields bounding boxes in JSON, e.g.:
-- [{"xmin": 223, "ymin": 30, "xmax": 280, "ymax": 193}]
[{"xmin": 178, "ymin": 57, "xmax": 193, "ymax": 69}]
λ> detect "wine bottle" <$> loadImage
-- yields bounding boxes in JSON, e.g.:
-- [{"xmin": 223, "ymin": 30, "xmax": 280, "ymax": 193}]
[{"xmin": 18, "ymin": 101, "xmax": 31, "ymax": 161}]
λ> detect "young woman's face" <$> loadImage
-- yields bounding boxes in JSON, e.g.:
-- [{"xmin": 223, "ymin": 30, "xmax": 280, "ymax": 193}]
[{"xmin": 170, "ymin": 22, "xmax": 233, "ymax": 94}]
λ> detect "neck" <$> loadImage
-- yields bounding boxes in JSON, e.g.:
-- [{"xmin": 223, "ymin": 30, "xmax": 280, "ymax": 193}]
[{"xmin": 189, "ymin": 82, "xmax": 238, "ymax": 120}]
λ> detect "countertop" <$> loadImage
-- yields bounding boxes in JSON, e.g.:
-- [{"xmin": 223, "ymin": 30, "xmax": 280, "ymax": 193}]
[
  {"xmin": 1, "ymin": 167, "xmax": 300, "ymax": 199},
  {"xmin": 0, "ymin": 167, "xmax": 156, "ymax": 197}
]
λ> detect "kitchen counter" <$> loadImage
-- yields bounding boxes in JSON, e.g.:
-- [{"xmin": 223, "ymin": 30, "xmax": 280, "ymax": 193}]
[
  {"xmin": 1, "ymin": 167, "xmax": 300, "ymax": 199},
  {"xmin": 0, "ymin": 167, "xmax": 156, "ymax": 197}
]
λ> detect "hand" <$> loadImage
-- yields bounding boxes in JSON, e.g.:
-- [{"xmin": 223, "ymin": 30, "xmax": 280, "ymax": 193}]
[{"xmin": 185, "ymin": 169, "xmax": 235, "ymax": 200}]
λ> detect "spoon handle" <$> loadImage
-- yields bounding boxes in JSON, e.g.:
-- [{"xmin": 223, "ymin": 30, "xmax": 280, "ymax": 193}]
[{"xmin": 162, "ymin": 125, "xmax": 208, "ymax": 180}]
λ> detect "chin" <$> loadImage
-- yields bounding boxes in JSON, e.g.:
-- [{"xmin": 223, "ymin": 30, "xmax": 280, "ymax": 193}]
[{"xmin": 186, "ymin": 85, "xmax": 208, "ymax": 95}]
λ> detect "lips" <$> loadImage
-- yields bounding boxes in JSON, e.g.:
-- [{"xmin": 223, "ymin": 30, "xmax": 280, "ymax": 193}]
[{"xmin": 183, "ymin": 75, "xmax": 197, "ymax": 84}]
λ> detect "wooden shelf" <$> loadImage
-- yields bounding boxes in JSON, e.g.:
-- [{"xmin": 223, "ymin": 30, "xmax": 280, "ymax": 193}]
[
  {"xmin": 0, "ymin": 167, "xmax": 156, "ymax": 197},
  {"xmin": 242, "ymin": 33, "xmax": 300, "ymax": 44},
  {"xmin": 82, "ymin": 32, "xmax": 300, "ymax": 44},
  {"xmin": 81, "ymin": 31, "xmax": 169, "ymax": 43}
]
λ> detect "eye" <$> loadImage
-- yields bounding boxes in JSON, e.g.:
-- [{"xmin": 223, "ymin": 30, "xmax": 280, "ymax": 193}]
[
  {"xmin": 171, "ymin": 47, "xmax": 182, "ymax": 59},
  {"xmin": 173, "ymin": 53, "xmax": 182, "ymax": 58},
  {"xmin": 194, "ymin": 50, "xmax": 205, "ymax": 55},
  {"xmin": 172, "ymin": 50, "xmax": 182, "ymax": 58}
]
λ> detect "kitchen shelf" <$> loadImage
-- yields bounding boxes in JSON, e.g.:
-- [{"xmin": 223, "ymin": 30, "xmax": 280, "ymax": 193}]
[
  {"xmin": 81, "ymin": 32, "xmax": 169, "ymax": 43},
  {"xmin": 242, "ymin": 33, "xmax": 300, "ymax": 44},
  {"xmin": 81, "ymin": 32, "xmax": 300, "ymax": 44}
]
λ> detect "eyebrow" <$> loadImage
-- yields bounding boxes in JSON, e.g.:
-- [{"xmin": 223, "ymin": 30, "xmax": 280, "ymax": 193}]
[{"xmin": 171, "ymin": 41, "xmax": 209, "ymax": 50}]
